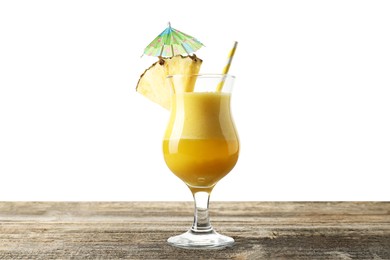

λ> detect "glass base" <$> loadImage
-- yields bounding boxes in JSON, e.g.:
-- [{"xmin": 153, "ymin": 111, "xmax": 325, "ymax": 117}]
[{"xmin": 167, "ymin": 229, "xmax": 234, "ymax": 249}]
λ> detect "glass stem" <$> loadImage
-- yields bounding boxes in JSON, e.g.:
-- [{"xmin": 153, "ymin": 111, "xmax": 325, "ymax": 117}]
[{"xmin": 191, "ymin": 191, "xmax": 213, "ymax": 233}]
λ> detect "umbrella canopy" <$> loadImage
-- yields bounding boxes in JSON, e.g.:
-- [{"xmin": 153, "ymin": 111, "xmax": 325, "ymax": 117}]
[{"xmin": 143, "ymin": 22, "xmax": 203, "ymax": 57}]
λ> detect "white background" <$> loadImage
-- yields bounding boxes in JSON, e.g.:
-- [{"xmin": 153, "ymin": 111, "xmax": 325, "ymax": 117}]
[{"xmin": 1, "ymin": 0, "xmax": 389, "ymax": 201}]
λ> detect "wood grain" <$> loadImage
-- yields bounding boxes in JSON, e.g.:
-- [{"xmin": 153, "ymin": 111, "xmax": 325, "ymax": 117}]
[{"xmin": 0, "ymin": 202, "xmax": 389, "ymax": 259}]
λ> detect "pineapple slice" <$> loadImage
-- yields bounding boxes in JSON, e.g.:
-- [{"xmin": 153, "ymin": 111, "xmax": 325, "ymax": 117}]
[{"xmin": 136, "ymin": 55, "xmax": 202, "ymax": 109}]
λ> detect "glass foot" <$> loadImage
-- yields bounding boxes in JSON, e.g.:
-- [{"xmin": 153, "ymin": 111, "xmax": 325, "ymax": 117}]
[{"xmin": 167, "ymin": 229, "xmax": 234, "ymax": 249}]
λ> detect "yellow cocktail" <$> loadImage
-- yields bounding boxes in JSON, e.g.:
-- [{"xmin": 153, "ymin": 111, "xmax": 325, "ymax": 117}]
[
  {"xmin": 135, "ymin": 25, "xmax": 239, "ymax": 249},
  {"xmin": 163, "ymin": 74, "xmax": 239, "ymax": 249}
]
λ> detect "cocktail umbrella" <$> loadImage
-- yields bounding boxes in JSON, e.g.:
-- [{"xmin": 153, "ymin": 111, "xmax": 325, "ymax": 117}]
[{"xmin": 143, "ymin": 22, "xmax": 204, "ymax": 57}]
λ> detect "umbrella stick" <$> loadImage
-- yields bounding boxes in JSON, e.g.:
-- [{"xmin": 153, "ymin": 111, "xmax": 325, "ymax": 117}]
[{"xmin": 159, "ymin": 47, "xmax": 164, "ymax": 57}]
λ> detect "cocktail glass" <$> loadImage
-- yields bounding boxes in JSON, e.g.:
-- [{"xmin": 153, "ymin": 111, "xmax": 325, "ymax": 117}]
[{"xmin": 163, "ymin": 74, "xmax": 239, "ymax": 249}]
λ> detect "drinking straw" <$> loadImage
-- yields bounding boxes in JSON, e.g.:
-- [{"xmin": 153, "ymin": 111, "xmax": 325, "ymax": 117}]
[{"xmin": 216, "ymin": 41, "xmax": 238, "ymax": 92}]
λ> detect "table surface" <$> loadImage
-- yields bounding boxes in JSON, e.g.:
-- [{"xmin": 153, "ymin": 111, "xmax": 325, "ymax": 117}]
[{"xmin": 0, "ymin": 202, "xmax": 389, "ymax": 259}]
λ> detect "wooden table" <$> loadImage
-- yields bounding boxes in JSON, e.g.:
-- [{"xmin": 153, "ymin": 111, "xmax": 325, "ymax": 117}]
[{"xmin": 0, "ymin": 202, "xmax": 389, "ymax": 259}]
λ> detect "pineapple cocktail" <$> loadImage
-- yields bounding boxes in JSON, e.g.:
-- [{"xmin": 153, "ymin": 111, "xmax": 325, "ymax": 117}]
[
  {"xmin": 164, "ymin": 74, "xmax": 239, "ymax": 249},
  {"xmin": 137, "ymin": 24, "xmax": 239, "ymax": 248}
]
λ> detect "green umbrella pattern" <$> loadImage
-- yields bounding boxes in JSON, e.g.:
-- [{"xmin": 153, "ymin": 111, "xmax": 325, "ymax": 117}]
[{"xmin": 143, "ymin": 22, "xmax": 204, "ymax": 57}]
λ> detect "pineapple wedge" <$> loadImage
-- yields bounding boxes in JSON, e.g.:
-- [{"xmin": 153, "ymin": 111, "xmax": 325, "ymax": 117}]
[{"xmin": 136, "ymin": 55, "xmax": 202, "ymax": 109}]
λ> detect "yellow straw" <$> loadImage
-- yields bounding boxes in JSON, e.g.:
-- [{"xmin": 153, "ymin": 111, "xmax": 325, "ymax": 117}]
[{"xmin": 216, "ymin": 41, "xmax": 238, "ymax": 92}]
